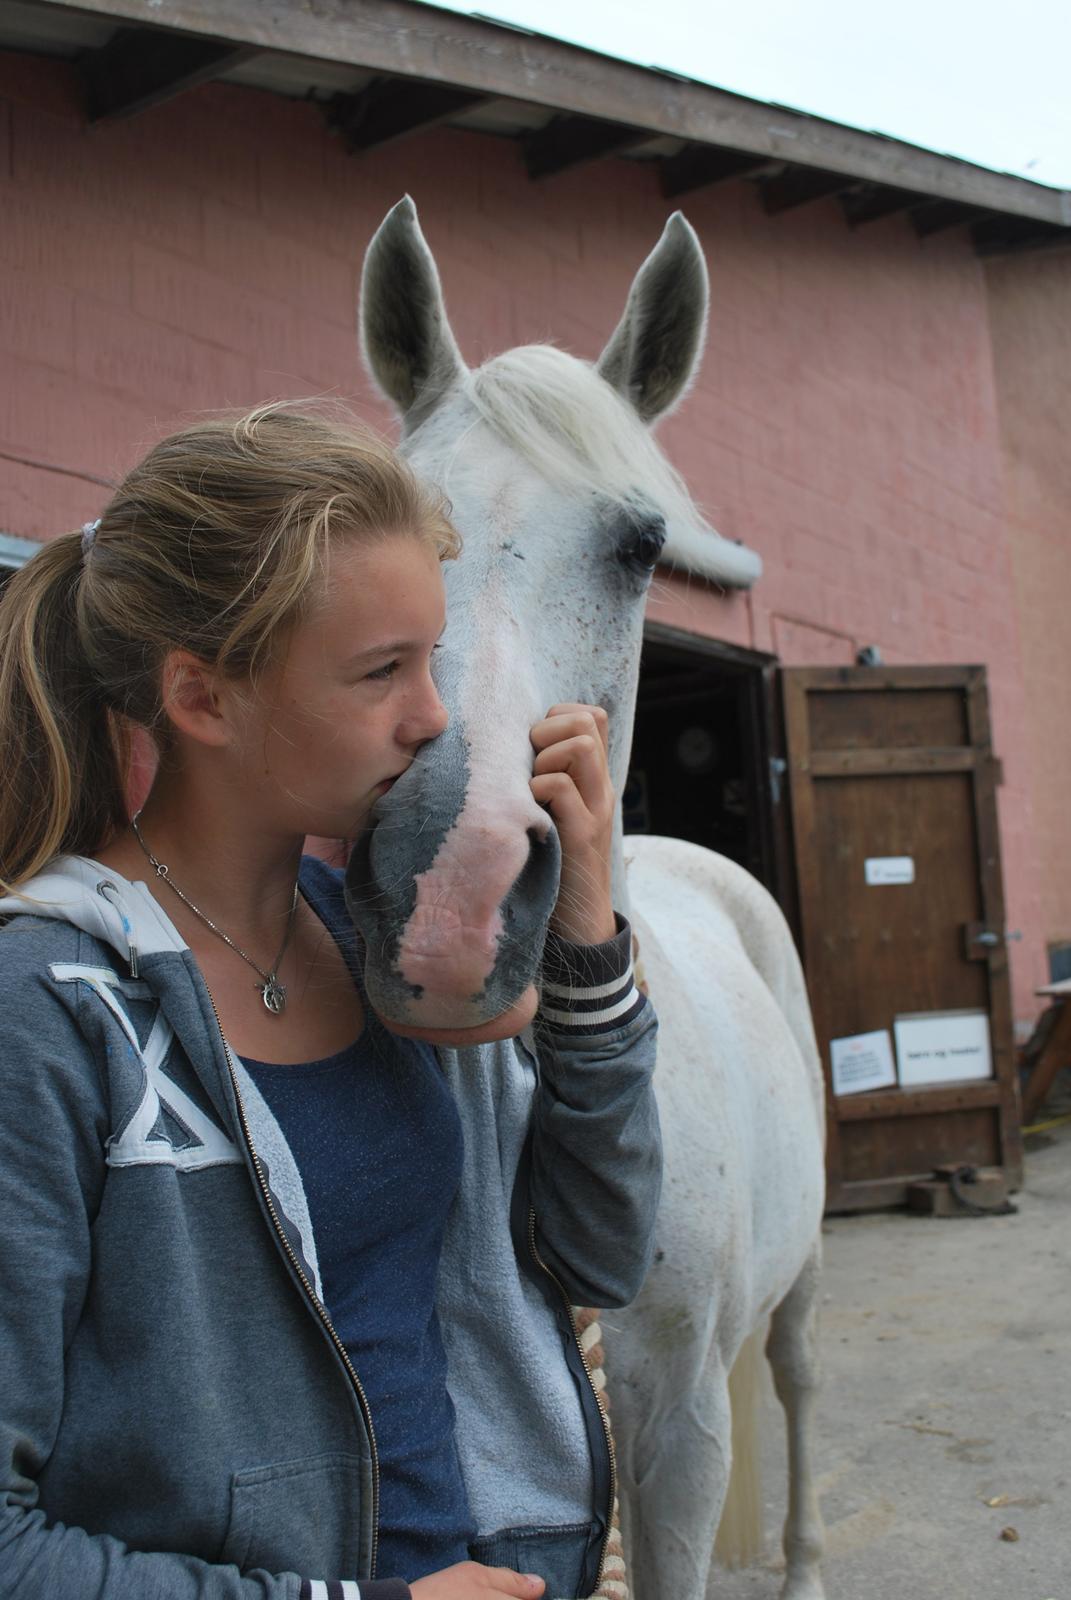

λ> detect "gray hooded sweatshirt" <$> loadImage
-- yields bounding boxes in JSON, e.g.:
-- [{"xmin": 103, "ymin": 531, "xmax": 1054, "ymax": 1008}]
[{"xmin": 0, "ymin": 854, "xmax": 659, "ymax": 1600}]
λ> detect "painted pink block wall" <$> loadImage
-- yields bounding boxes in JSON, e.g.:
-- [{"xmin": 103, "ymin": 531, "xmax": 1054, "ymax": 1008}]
[
  {"xmin": 0, "ymin": 54, "xmax": 1045, "ymax": 1022},
  {"xmin": 984, "ymin": 252, "xmax": 1071, "ymax": 969}
]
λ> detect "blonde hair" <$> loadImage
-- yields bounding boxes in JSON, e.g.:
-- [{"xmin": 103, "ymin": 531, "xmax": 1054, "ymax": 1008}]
[{"xmin": 0, "ymin": 400, "xmax": 458, "ymax": 892}]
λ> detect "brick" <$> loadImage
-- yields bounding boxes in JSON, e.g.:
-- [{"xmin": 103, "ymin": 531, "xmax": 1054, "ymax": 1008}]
[
  {"xmin": 772, "ymin": 615, "xmax": 855, "ymax": 666},
  {"xmin": 202, "ymin": 198, "xmax": 354, "ymax": 328},
  {"xmin": 645, "ymin": 568, "xmax": 751, "ymax": 649},
  {"xmin": 0, "ymin": 353, "xmax": 161, "ymax": 481},
  {"xmin": 0, "ymin": 454, "xmax": 108, "ymax": 542},
  {"xmin": 12, "ymin": 104, "xmax": 204, "ymax": 262},
  {"xmin": 131, "ymin": 243, "xmax": 301, "ymax": 364},
  {"xmin": 123, "ymin": 85, "xmax": 264, "ymax": 213},
  {"xmin": 0, "ymin": 264, "xmax": 74, "ymax": 371},
  {"xmin": 73, "ymin": 299, "xmax": 257, "ymax": 414},
  {"xmin": 0, "ymin": 176, "xmax": 133, "ymax": 306}
]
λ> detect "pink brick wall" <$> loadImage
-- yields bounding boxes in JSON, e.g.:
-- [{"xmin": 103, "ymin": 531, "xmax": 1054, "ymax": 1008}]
[
  {"xmin": 984, "ymin": 252, "xmax": 1071, "ymax": 969},
  {"xmin": 0, "ymin": 54, "xmax": 1048, "ymax": 1022}
]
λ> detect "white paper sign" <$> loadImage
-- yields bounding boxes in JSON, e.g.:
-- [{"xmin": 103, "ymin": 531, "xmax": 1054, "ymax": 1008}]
[
  {"xmin": 830, "ymin": 1029, "xmax": 897, "ymax": 1096},
  {"xmin": 865, "ymin": 856, "xmax": 915, "ymax": 885},
  {"xmin": 894, "ymin": 1010, "xmax": 993, "ymax": 1088}
]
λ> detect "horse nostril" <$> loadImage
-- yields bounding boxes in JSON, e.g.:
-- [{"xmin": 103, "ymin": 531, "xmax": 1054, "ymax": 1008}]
[{"xmin": 517, "ymin": 822, "xmax": 561, "ymax": 903}]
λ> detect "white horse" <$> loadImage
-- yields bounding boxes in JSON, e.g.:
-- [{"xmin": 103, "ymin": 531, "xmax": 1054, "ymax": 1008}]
[{"xmin": 354, "ymin": 198, "xmax": 827, "ymax": 1600}]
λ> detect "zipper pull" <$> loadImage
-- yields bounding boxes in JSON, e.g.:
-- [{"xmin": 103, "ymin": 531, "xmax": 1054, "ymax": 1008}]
[{"xmin": 96, "ymin": 879, "xmax": 140, "ymax": 978}]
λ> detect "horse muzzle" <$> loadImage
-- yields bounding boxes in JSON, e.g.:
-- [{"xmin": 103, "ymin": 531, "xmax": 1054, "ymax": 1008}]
[{"xmin": 345, "ymin": 740, "xmax": 561, "ymax": 1039}]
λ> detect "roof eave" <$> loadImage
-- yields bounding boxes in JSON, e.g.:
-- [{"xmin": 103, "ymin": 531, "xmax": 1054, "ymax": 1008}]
[{"xmin": 13, "ymin": 0, "xmax": 1070, "ymax": 228}]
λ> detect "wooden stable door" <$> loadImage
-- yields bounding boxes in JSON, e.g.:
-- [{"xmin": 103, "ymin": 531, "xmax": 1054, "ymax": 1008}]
[{"xmin": 781, "ymin": 666, "xmax": 1022, "ymax": 1212}]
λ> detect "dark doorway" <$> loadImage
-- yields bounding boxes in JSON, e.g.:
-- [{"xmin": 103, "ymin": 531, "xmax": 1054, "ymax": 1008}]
[{"xmin": 624, "ymin": 623, "xmax": 785, "ymax": 899}]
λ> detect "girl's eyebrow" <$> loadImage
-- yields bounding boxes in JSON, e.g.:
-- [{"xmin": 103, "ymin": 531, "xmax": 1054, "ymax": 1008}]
[
  {"xmin": 344, "ymin": 622, "xmax": 446, "ymax": 667},
  {"xmin": 346, "ymin": 639, "xmax": 413, "ymax": 665}
]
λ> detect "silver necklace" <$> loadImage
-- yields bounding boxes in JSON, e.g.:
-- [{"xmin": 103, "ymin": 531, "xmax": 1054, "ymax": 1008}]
[{"xmin": 130, "ymin": 811, "xmax": 299, "ymax": 1015}]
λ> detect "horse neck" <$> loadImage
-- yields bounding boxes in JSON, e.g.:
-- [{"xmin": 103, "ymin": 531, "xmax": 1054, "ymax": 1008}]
[{"xmin": 611, "ymin": 823, "xmax": 632, "ymax": 924}]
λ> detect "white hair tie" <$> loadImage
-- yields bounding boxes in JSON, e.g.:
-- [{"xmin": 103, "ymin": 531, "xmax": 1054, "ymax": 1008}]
[{"xmin": 81, "ymin": 519, "xmax": 101, "ymax": 557}]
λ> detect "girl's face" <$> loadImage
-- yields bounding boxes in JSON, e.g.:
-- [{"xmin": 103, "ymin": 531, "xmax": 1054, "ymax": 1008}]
[{"xmin": 234, "ymin": 532, "xmax": 448, "ymax": 840}]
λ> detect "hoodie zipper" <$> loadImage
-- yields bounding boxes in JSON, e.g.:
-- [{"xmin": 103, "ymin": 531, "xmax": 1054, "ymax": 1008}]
[
  {"xmin": 527, "ymin": 1207, "xmax": 616, "ymax": 1592},
  {"xmin": 95, "ymin": 874, "xmax": 382, "ymax": 1573},
  {"xmin": 203, "ymin": 984, "xmax": 382, "ymax": 1578}
]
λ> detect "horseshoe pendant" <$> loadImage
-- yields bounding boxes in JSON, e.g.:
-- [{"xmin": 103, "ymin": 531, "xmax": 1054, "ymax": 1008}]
[{"xmin": 261, "ymin": 977, "xmax": 287, "ymax": 1014}]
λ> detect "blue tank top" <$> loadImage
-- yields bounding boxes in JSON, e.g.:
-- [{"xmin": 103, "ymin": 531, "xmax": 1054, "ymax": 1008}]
[{"xmin": 241, "ymin": 934, "xmax": 474, "ymax": 1580}]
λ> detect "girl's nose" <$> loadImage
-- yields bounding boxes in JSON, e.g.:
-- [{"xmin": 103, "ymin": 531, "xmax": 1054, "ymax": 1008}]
[
  {"xmin": 425, "ymin": 692, "xmax": 449, "ymax": 740},
  {"xmin": 400, "ymin": 677, "xmax": 449, "ymax": 747}
]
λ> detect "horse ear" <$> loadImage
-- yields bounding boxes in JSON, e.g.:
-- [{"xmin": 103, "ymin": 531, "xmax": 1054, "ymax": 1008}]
[
  {"xmin": 360, "ymin": 197, "xmax": 467, "ymax": 431},
  {"xmin": 596, "ymin": 211, "xmax": 709, "ymax": 425}
]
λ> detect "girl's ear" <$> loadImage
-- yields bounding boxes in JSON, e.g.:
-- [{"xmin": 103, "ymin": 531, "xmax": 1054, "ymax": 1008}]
[{"xmin": 160, "ymin": 650, "xmax": 231, "ymax": 749}]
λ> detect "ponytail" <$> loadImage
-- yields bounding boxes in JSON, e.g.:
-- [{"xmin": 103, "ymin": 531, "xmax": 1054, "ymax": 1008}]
[{"xmin": 0, "ymin": 532, "xmax": 129, "ymax": 892}]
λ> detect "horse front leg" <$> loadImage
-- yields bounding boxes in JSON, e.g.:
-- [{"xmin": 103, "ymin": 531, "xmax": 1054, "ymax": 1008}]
[{"xmin": 765, "ymin": 1244, "xmax": 826, "ymax": 1600}]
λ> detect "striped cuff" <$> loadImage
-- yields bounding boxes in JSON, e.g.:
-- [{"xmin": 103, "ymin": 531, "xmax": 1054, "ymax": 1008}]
[
  {"xmin": 538, "ymin": 914, "xmax": 647, "ymax": 1036},
  {"xmin": 299, "ymin": 1582, "xmax": 410, "ymax": 1600}
]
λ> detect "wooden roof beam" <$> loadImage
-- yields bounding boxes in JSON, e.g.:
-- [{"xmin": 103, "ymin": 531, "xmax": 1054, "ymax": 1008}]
[
  {"xmin": 762, "ymin": 166, "xmax": 859, "ymax": 214},
  {"xmin": 911, "ymin": 199, "xmax": 992, "ymax": 237},
  {"xmin": 840, "ymin": 184, "xmax": 925, "ymax": 226},
  {"xmin": 326, "ymin": 77, "xmax": 488, "ymax": 153},
  {"xmin": 972, "ymin": 216, "xmax": 1071, "ymax": 257},
  {"xmin": 524, "ymin": 114, "xmax": 651, "ymax": 178},
  {"xmin": 660, "ymin": 143, "xmax": 770, "ymax": 198},
  {"xmin": 81, "ymin": 26, "xmax": 257, "ymax": 122}
]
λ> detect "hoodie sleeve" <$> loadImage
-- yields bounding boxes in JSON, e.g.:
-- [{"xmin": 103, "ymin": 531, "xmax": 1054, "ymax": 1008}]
[
  {"xmin": 523, "ymin": 915, "xmax": 661, "ymax": 1311},
  {"xmin": 0, "ymin": 953, "xmax": 400, "ymax": 1600}
]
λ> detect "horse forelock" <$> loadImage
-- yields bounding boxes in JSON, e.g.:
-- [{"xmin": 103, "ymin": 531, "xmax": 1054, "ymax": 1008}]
[{"xmin": 467, "ymin": 344, "xmax": 714, "ymax": 544}]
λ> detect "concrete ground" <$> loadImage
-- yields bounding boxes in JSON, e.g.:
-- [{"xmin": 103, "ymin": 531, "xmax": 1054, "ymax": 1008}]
[{"xmin": 714, "ymin": 1106, "xmax": 1071, "ymax": 1600}]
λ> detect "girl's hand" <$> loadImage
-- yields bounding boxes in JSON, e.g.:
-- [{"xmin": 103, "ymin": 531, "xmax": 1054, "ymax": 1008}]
[
  {"xmin": 411, "ymin": 1563, "xmax": 545, "ymax": 1600},
  {"xmin": 530, "ymin": 703, "xmax": 617, "ymax": 946}
]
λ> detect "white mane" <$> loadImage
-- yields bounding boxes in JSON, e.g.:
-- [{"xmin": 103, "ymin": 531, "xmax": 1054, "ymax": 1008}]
[{"xmin": 467, "ymin": 344, "xmax": 761, "ymax": 588}]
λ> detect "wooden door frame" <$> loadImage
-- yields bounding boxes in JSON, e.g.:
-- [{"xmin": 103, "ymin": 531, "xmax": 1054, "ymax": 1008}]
[
  {"xmin": 639, "ymin": 622, "xmax": 792, "ymax": 912},
  {"xmin": 781, "ymin": 664, "xmax": 1023, "ymax": 1210}
]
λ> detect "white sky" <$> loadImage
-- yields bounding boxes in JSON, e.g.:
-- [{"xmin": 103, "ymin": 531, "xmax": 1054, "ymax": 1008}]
[{"xmin": 421, "ymin": 0, "xmax": 1071, "ymax": 189}]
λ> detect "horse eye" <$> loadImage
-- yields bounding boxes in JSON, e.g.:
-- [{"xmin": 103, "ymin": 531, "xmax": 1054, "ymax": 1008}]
[{"xmin": 619, "ymin": 516, "xmax": 666, "ymax": 573}]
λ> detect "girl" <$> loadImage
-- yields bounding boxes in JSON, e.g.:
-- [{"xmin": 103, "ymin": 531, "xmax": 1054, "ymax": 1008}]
[{"xmin": 0, "ymin": 403, "xmax": 660, "ymax": 1600}]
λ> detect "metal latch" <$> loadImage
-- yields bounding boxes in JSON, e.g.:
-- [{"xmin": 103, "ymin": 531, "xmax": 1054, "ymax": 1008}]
[{"xmin": 964, "ymin": 923, "xmax": 1022, "ymax": 959}]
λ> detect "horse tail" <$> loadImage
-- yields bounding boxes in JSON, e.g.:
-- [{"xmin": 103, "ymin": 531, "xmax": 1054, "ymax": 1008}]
[{"xmin": 713, "ymin": 1325, "xmax": 765, "ymax": 1569}]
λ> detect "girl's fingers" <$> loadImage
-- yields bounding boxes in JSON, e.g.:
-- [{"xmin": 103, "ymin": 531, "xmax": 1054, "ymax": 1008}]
[
  {"xmin": 411, "ymin": 1563, "xmax": 545, "ymax": 1600},
  {"xmin": 530, "ymin": 702, "xmax": 616, "ymax": 945},
  {"xmin": 531, "ymin": 734, "xmax": 609, "ymax": 814},
  {"xmin": 530, "ymin": 706, "xmax": 609, "ymax": 759},
  {"xmin": 530, "ymin": 769, "xmax": 587, "ymax": 829},
  {"xmin": 541, "ymin": 702, "xmax": 610, "ymax": 756}
]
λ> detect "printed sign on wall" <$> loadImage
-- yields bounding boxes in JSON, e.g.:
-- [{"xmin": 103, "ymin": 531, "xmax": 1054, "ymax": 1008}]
[
  {"xmin": 864, "ymin": 856, "xmax": 915, "ymax": 886},
  {"xmin": 894, "ymin": 1010, "xmax": 993, "ymax": 1088},
  {"xmin": 830, "ymin": 1029, "xmax": 897, "ymax": 1096}
]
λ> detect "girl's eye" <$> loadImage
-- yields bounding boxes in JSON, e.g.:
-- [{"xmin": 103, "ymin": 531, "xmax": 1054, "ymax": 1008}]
[{"xmin": 365, "ymin": 659, "xmax": 400, "ymax": 682}]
